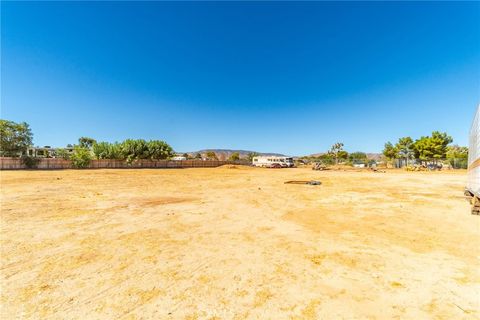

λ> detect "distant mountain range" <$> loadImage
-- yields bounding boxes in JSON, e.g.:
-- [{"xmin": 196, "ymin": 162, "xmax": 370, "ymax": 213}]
[{"xmin": 180, "ymin": 149, "xmax": 286, "ymax": 160}]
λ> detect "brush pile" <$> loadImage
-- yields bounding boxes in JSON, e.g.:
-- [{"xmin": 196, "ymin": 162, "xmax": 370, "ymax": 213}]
[{"xmin": 312, "ymin": 162, "xmax": 328, "ymax": 170}]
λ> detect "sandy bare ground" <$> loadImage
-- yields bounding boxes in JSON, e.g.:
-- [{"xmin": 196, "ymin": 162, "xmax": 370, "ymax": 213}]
[{"xmin": 1, "ymin": 167, "xmax": 479, "ymax": 319}]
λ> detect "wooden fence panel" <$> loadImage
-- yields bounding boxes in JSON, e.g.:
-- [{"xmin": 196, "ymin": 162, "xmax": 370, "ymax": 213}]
[
  {"xmin": 0, "ymin": 158, "xmax": 22, "ymax": 169},
  {"xmin": 0, "ymin": 157, "xmax": 250, "ymax": 170}
]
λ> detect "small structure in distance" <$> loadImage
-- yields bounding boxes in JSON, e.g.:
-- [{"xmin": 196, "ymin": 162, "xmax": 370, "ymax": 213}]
[{"xmin": 252, "ymin": 156, "xmax": 294, "ymax": 168}]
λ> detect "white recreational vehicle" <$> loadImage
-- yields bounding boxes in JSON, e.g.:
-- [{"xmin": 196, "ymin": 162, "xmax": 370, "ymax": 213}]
[
  {"xmin": 252, "ymin": 156, "xmax": 294, "ymax": 168},
  {"xmin": 466, "ymin": 105, "xmax": 480, "ymax": 215}
]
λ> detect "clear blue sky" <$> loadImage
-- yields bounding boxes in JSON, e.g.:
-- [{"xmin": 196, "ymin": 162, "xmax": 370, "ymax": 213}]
[{"xmin": 1, "ymin": 2, "xmax": 479, "ymax": 155}]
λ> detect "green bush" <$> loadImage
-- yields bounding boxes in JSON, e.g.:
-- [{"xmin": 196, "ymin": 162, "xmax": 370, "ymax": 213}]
[
  {"xmin": 55, "ymin": 148, "xmax": 71, "ymax": 160},
  {"xmin": 228, "ymin": 152, "xmax": 240, "ymax": 161},
  {"xmin": 448, "ymin": 158, "xmax": 468, "ymax": 169},
  {"xmin": 21, "ymin": 156, "xmax": 40, "ymax": 169},
  {"xmin": 93, "ymin": 141, "xmax": 122, "ymax": 160},
  {"xmin": 119, "ymin": 139, "xmax": 174, "ymax": 163},
  {"xmin": 84, "ymin": 138, "xmax": 175, "ymax": 162},
  {"xmin": 71, "ymin": 146, "xmax": 92, "ymax": 168},
  {"xmin": 147, "ymin": 140, "xmax": 174, "ymax": 160},
  {"xmin": 316, "ymin": 154, "xmax": 335, "ymax": 165}
]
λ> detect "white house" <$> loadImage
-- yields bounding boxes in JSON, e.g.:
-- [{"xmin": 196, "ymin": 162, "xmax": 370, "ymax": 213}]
[{"xmin": 26, "ymin": 146, "xmax": 74, "ymax": 158}]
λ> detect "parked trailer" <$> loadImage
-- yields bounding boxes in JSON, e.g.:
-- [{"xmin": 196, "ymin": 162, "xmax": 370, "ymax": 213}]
[
  {"xmin": 466, "ymin": 105, "xmax": 480, "ymax": 215},
  {"xmin": 252, "ymin": 156, "xmax": 294, "ymax": 168}
]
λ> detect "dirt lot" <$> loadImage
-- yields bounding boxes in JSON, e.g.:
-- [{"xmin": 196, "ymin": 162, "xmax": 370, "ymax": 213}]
[{"xmin": 1, "ymin": 167, "xmax": 478, "ymax": 319}]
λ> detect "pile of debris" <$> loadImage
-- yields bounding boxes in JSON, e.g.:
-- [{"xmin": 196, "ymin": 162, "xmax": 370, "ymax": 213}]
[
  {"xmin": 405, "ymin": 165, "xmax": 428, "ymax": 172},
  {"xmin": 312, "ymin": 162, "xmax": 328, "ymax": 171},
  {"xmin": 284, "ymin": 180, "xmax": 322, "ymax": 185}
]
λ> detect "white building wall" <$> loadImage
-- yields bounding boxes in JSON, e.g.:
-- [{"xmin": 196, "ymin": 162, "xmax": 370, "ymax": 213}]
[{"xmin": 468, "ymin": 105, "xmax": 480, "ymax": 196}]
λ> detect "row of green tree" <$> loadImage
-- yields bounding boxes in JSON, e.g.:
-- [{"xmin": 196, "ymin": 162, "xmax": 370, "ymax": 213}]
[
  {"xmin": 0, "ymin": 120, "xmax": 177, "ymax": 168},
  {"xmin": 1, "ymin": 119, "xmax": 469, "ymax": 168},
  {"xmin": 301, "ymin": 134, "xmax": 468, "ymax": 169},
  {"xmin": 57, "ymin": 137, "xmax": 175, "ymax": 166},
  {"xmin": 383, "ymin": 131, "xmax": 468, "ymax": 168},
  {"xmin": 300, "ymin": 142, "xmax": 372, "ymax": 165},
  {"xmin": 0, "ymin": 119, "xmax": 250, "ymax": 166}
]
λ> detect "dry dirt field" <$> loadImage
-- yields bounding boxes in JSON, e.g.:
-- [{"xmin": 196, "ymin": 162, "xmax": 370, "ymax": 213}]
[{"xmin": 1, "ymin": 167, "xmax": 479, "ymax": 319}]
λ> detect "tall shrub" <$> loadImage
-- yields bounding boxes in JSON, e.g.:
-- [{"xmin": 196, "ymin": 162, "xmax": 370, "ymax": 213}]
[
  {"xmin": 56, "ymin": 148, "xmax": 71, "ymax": 160},
  {"xmin": 71, "ymin": 146, "xmax": 92, "ymax": 168},
  {"xmin": 21, "ymin": 155, "xmax": 40, "ymax": 169},
  {"xmin": 93, "ymin": 142, "xmax": 122, "ymax": 160},
  {"xmin": 147, "ymin": 140, "xmax": 174, "ymax": 160},
  {"xmin": 228, "ymin": 152, "xmax": 240, "ymax": 161},
  {"xmin": 120, "ymin": 139, "xmax": 148, "ymax": 163}
]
